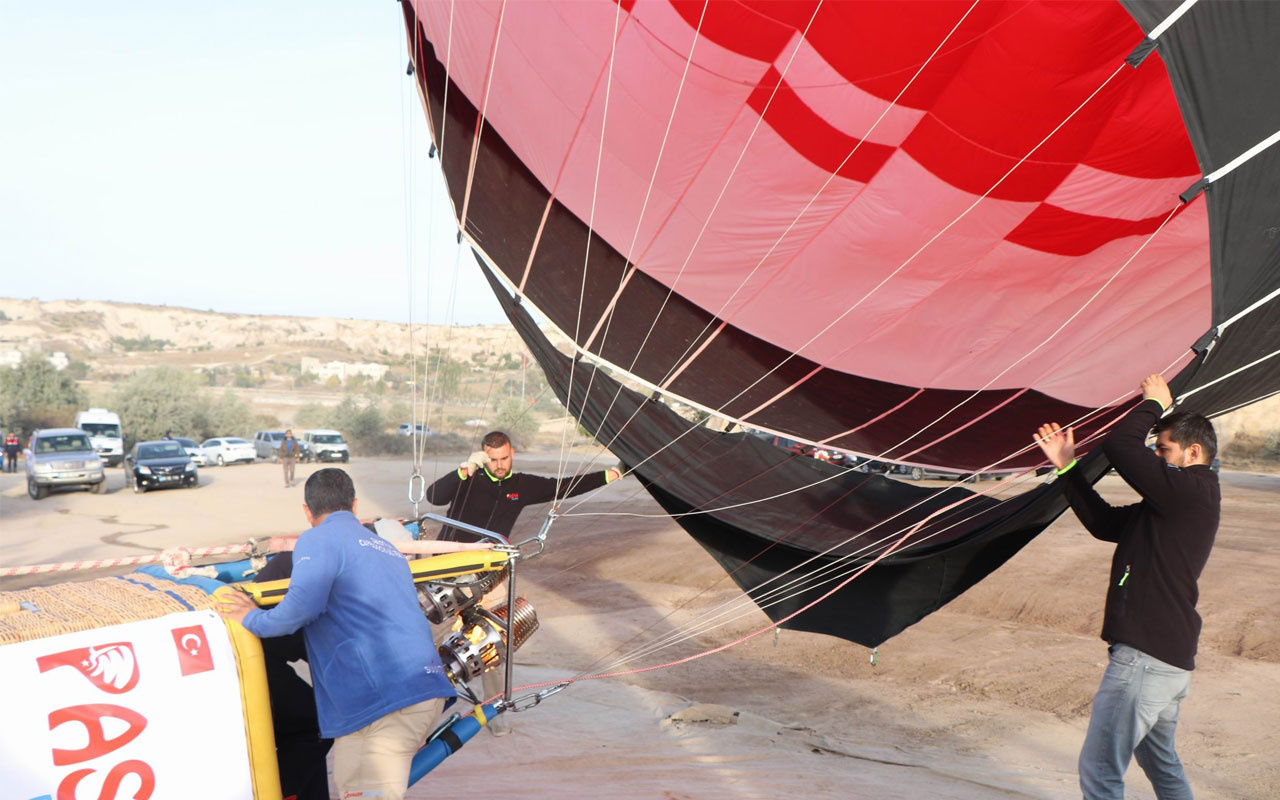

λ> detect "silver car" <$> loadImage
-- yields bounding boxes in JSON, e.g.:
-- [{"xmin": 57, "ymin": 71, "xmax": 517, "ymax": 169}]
[{"xmin": 25, "ymin": 428, "xmax": 106, "ymax": 499}]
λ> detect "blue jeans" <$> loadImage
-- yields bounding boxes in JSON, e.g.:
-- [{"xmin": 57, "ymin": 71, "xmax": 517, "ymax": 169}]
[{"xmin": 1079, "ymin": 643, "xmax": 1193, "ymax": 800}]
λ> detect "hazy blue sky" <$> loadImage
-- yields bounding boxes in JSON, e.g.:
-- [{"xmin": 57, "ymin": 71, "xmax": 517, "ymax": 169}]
[{"xmin": 1, "ymin": 1, "xmax": 505, "ymax": 325}]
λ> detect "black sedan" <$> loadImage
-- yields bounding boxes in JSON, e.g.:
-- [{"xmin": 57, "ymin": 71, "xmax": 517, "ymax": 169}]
[{"xmin": 125, "ymin": 440, "xmax": 198, "ymax": 493}]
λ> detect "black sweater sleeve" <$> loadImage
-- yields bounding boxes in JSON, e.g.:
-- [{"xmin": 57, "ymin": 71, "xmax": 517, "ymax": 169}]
[
  {"xmin": 1101, "ymin": 399, "xmax": 1184, "ymax": 508},
  {"xmin": 515, "ymin": 471, "xmax": 611, "ymax": 504},
  {"xmin": 1061, "ymin": 464, "xmax": 1136, "ymax": 543},
  {"xmin": 424, "ymin": 468, "xmax": 463, "ymax": 505}
]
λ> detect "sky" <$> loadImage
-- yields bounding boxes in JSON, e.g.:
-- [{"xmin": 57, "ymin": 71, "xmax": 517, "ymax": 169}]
[{"xmin": 0, "ymin": 1, "xmax": 505, "ymax": 325}]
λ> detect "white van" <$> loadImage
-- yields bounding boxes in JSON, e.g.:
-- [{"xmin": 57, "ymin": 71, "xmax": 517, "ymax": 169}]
[
  {"xmin": 74, "ymin": 408, "xmax": 124, "ymax": 466},
  {"xmin": 303, "ymin": 429, "xmax": 350, "ymax": 463}
]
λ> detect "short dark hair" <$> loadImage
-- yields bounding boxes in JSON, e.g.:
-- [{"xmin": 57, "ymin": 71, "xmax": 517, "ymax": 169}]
[
  {"xmin": 482, "ymin": 430, "xmax": 511, "ymax": 449},
  {"xmin": 304, "ymin": 468, "xmax": 356, "ymax": 516},
  {"xmin": 1154, "ymin": 412, "xmax": 1217, "ymax": 463}
]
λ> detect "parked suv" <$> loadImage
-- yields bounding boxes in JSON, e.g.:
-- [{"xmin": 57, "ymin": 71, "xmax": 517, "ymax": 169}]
[
  {"xmin": 303, "ymin": 429, "xmax": 350, "ymax": 463},
  {"xmin": 253, "ymin": 430, "xmax": 286, "ymax": 461},
  {"xmin": 25, "ymin": 428, "xmax": 106, "ymax": 499}
]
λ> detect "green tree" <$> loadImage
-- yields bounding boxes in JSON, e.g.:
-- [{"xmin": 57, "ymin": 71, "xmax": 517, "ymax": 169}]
[
  {"xmin": 0, "ymin": 360, "xmax": 86, "ymax": 434},
  {"xmin": 111, "ymin": 367, "xmax": 204, "ymax": 445},
  {"xmin": 493, "ymin": 398, "xmax": 540, "ymax": 448}
]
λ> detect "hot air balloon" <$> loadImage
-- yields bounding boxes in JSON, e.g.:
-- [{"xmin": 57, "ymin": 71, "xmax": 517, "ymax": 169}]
[{"xmin": 398, "ymin": 0, "xmax": 1280, "ymax": 645}]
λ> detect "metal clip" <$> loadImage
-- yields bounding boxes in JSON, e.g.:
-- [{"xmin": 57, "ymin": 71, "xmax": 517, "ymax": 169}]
[
  {"xmin": 504, "ymin": 681, "xmax": 571, "ymax": 713},
  {"xmin": 407, "ymin": 470, "xmax": 426, "ymax": 518}
]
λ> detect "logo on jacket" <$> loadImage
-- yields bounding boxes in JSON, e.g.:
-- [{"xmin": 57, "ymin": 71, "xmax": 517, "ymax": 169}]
[
  {"xmin": 37, "ymin": 642, "xmax": 140, "ymax": 694},
  {"xmin": 506, "ymin": 493, "xmax": 519, "ymax": 501}
]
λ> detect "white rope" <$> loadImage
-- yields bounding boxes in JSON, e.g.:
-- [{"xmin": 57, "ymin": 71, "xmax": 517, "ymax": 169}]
[
  {"xmin": 457, "ymin": 0, "xmax": 508, "ymax": 235},
  {"xmin": 1209, "ymin": 387, "xmax": 1280, "ymax": 419},
  {"xmin": 1148, "ymin": 0, "xmax": 1200, "ymax": 40},
  {"xmin": 557, "ymin": 0, "xmax": 980, "ymax": 498},
  {"xmin": 565, "ymin": 0, "xmax": 827, "ymax": 487},
  {"xmin": 1178, "ymin": 344, "xmax": 1280, "ymax": 404},
  {"xmin": 553, "ymin": 0, "xmax": 626, "ymax": 490},
  {"xmin": 1203, "ymin": 128, "xmax": 1280, "ymax": 187},
  {"xmin": 561, "ymin": 0, "xmax": 711, "ymax": 473},
  {"xmin": 558, "ymin": 198, "xmax": 1186, "ymax": 520},
  {"xmin": 559, "ymin": 343, "xmax": 1189, "ymax": 677},
  {"xmin": 587, "ymin": 386, "xmax": 1174, "ymax": 674}
]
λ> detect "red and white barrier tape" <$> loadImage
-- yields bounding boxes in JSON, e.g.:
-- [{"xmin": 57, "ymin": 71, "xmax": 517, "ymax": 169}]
[{"xmin": 0, "ymin": 544, "xmax": 255, "ymax": 578}]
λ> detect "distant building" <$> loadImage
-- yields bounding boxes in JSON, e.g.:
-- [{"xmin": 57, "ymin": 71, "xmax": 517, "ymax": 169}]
[
  {"xmin": 300, "ymin": 356, "xmax": 389, "ymax": 383},
  {"xmin": 0, "ymin": 350, "xmax": 68, "ymax": 370}
]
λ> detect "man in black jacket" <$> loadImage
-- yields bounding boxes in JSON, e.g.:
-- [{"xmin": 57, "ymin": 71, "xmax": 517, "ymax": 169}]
[
  {"xmin": 1035, "ymin": 373, "xmax": 1219, "ymax": 800},
  {"xmin": 425, "ymin": 430, "xmax": 620, "ymax": 542},
  {"xmin": 424, "ymin": 430, "xmax": 620, "ymax": 732}
]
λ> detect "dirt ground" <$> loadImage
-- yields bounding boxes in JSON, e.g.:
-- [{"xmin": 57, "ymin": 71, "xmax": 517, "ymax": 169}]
[{"xmin": 2, "ymin": 453, "xmax": 1276, "ymax": 799}]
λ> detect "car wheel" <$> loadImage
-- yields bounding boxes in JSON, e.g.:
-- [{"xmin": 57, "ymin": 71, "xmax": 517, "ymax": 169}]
[
  {"xmin": 341, "ymin": 453, "xmax": 349, "ymax": 463},
  {"xmin": 909, "ymin": 467, "xmax": 924, "ymax": 481},
  {"xmin": 28, "ymin": 479, "xmax": 48, "ymax": 500},
  {"xmin": 271, "ymin": 450, "xmax": 279, "ymax": 463},
  {"xmin": 91, "ymin": 480, "xmax": 106, "ymax": 494},
  {"xmin": 217, "ymin": 454, "xmax": 225, "ymax": 466},
  {"xmin": 132, "ymin": 476, "xmax": 145, "ymax": 494}
]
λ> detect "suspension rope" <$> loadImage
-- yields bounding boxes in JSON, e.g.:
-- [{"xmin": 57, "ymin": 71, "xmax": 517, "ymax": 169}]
[
  {"xmin": 565, "ymin": 0, "xmax": 828, "ymax": 485},
  {"xmin": 561, "ymin": 0, "xmax": 711, "ymax": 476},
  {"xmin": 559, "ymin": 0, "xmax": 978, "ymax": 497},
  {"xmin": 552, "ymin": 0, "xmax": 626, "ymax": 491}
]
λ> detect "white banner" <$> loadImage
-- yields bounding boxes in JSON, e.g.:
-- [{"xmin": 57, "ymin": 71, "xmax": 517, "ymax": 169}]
[{"xmin": 1, "ymin": 609, "xmax": 255, "ymax": 800}]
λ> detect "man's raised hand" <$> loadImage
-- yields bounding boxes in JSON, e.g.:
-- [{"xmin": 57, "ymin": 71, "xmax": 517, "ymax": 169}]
[
  {"xmin": 1140, "ymin": 373, "xmax": 1173, "ymax": 410},
  {"xmin": 1034, "ymin": 422, "xmax": 1075, "ymax": 471}
]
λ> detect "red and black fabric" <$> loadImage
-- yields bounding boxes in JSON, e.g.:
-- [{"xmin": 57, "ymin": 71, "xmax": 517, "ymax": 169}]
[{"xmin": 401, "ymin": 1, "xmax": 1279, "ymax": 643}]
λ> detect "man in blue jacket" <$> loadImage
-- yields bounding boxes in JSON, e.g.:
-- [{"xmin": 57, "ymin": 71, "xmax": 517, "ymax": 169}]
[
  {"xmin": 1035, "ymin": 374, "xmax": 1219, "ymax": 800},
  {"xmin": 217, "ymin": 468, "xmax": 455, "ymax": 800}
]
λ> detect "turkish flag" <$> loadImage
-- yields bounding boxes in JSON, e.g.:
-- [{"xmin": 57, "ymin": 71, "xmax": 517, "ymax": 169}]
[{"xmin": 170, "ymin": 625, "xmax": 214, "ymax": 676}]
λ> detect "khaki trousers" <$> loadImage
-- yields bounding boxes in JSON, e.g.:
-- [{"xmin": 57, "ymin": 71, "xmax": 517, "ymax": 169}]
[
  {"xmin": 282, "ymin": 455, "xmax": 296, "ymax": 486},
  {"xmin": 331, "ymin": 697, "xmax": 443, "ymax": 800}
]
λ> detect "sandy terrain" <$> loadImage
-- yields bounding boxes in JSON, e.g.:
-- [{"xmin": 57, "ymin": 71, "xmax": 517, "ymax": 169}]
[{"xmin": 1, "ymin": 454, "xmax": 1276, "ymax": 799}]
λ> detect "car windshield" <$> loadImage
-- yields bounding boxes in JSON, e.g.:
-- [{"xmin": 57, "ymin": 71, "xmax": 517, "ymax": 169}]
[
  {"xmin": 267, "ymin": 432, "xmax": 284, "ymax": 441},
  {"xmin": 225, "ymin": 438, "xmax": 249, "ymax": 445},
  {"xmin": 313, "ymin": 434, "xmax": 344, "ymax": 444},
  {"xmin": 80, "ymin": 423, "xmax": 121, "ymax": 437},
  {"xmin": 139, "ymin": 442, "xmax": 186, "ymax": 459},
  {"xmin": 175, "ymin": 438, "xmax": 197, "ymax": 447},
  {"xmin": 36, "ymin": 434, "xmax": 93, "ymax": 454}
]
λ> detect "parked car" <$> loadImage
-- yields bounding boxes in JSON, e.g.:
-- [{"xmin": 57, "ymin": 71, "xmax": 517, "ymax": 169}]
[
  {"xmin": 397, "ymin": 423, "xmax": 433, "ymax": 437},
  {"xmin": 125, "ymin": 440, "xmax": 197, "ymax": 493},
  {"xmin": 303, "ymin": 429, "xmax": 350, "ymax": 463},
  {"xmin": 201, "ymin": 437, "xmax": 256, "ymax": 466},
  {"xmin": 24, "ymin": 428, "xmax": 106, "ymax": 499},
  {"xmin": 173, "ymin": 437, "xmax": 208, "ymax": 466},
  {"xmin": 253, "ymin": 430, "xmax": 286, "ymax": 460}
]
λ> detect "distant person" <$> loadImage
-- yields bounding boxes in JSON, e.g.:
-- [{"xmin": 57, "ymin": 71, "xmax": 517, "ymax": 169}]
[
  {"xmin": 216, "ymin": 468, "xmax": 461, "ymax": 800},
  {"xmin": 281, "ymin": 429, "xmax": 300, "ymax": 488},
  {"xmin": 1034, "ymin": 374, "xmax": 1219, "ymax": 800},
  {"xmin": 162, "ymin": 430, "xmax": 172, "ymax": 440},
  {"xmin": 424, "ymin": 429, "xmax": 621, "ymax": 732},
  {"xmin": 3, "ymin": 430, "xmax": 20, "ymax": 473}
]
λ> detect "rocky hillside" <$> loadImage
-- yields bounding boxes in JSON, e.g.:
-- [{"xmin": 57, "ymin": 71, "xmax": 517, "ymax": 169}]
[{"xmin": 0, "ymin": 297, "xmax": 522, "ymax": 367}]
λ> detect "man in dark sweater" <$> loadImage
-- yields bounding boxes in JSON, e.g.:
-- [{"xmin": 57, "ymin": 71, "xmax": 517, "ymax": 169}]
[
  {"xmin": 425, "ymin": 430, "xmax": 620, "ymax": 542},
  {"xmin": 1035, "ymin": 373, "xmax": 1219, "ymax": 800},
  {"xmin": 424, "ymin": 430, "xmax": 620, "ymax": 731}
]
